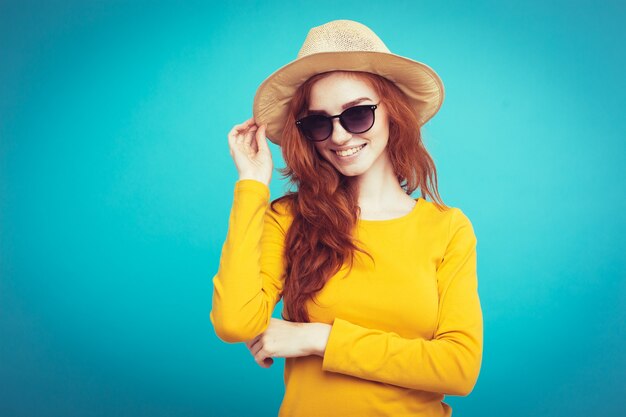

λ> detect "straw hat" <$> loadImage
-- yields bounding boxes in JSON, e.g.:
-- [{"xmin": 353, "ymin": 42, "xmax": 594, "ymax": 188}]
[{"xmin": 252, "ymin": 19, "xmax": 445, "ymax": 146}]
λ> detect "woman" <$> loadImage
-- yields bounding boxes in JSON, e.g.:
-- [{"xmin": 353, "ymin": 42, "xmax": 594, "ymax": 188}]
[{"xmin": 210, "ymin": 19, "xmax": 483, "ymax": 417}]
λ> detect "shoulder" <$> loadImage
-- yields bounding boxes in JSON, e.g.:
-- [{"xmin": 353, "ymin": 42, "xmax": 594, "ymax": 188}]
[
  {"xmin": 419, "ymin": 199, "xmax": 476, "ymax": 242},
  {"xmin": 266, "ymin": 195, "xmax": 296, "ymax": 232}
]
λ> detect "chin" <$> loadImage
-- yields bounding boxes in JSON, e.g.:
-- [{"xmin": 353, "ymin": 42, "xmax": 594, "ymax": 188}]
[
  {"xmin": 326, "ymin": 158, "xmax": 367, "ymax": 176},
  {"xmin": 319, "ymin": 148, "xmax": 372, "ymax": 177},
  {"xmin": 335, "ymin": 164, "xmax": 367, "ymax": 177}
]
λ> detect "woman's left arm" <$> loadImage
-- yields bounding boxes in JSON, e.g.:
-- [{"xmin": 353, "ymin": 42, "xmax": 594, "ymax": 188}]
[{"xmin": 317, "ymin": 208, "xmax": 483, "ymax": 396}]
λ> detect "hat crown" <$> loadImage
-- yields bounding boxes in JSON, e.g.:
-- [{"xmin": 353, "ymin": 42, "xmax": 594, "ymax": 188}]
[{"xmin": 297, "ymin": 20, "xmax": 390, "ymax": 58}]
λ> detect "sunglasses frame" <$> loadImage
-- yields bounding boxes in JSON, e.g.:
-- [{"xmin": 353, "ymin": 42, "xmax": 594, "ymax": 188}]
[{"xmin": 295, "ymin": 103, "xmax": 380, "ymax": 142}]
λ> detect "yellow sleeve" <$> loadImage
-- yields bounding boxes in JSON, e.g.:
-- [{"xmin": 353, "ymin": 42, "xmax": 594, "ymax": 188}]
[
  {"xmin": 321, "ymin": 208, "xmax": 483, "ymax": 396},
  {"xmin": 210, "ymin": 179, "xmax": 287, "ymax": 343}
]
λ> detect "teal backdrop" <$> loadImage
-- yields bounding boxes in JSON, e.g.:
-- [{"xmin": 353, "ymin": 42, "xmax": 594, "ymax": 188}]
[{"xmin": 1, "ymin": 1, "xmax": 624, "ymax": 416}]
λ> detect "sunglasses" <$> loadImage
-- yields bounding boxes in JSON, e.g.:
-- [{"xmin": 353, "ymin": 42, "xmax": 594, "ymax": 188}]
[{"xmin": 295, "ymin": 103, "xmax": 379, "ymax": 142}]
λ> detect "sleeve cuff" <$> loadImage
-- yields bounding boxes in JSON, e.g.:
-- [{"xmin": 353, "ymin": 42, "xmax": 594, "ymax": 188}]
[
  {"xmin": 321, "ymin": 317, "xmax": 358, "ymax": 373},
  {"xmin": 235, "ymin": 179, "xmax": 270, "ymax": 201}
]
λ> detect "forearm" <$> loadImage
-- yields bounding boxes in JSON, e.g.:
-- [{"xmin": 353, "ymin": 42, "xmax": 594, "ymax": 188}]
[{"xmin": 321, "ymin": 317, "xmax": 482, "ymax": 396}]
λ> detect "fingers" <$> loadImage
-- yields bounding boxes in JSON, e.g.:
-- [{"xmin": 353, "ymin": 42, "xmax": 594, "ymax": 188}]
[
  {"xmin": 244, "ymin": 334, "xmax": 273, "ymax": 368},
  {"xmin": 228, "ymin": 117, "xmax": 257, "ymax": 146},
  {"xmin": 246, "ymin": 333, "xmax": 261, "ymax": 349},
  {"xmin": 256, "ymin": 124, "xmax": 269, "ymax": 152},
  {"xmin": 227, "ymin": 117, "xmax": 268, "ymax": 137},
  {"xmin": 245, "ymin": 125, "xmax": 258, "ymax": 151},
  {"xmin": 232, "ymin": 117, "xmax": 256, "ymax": 133},
  {"xmin": 230, "ymin": 117, "xmax": 257, "ymax": 137},
  {"xmin": 255, "ymin": 351, "xmax": 273, "ymax": 368}
]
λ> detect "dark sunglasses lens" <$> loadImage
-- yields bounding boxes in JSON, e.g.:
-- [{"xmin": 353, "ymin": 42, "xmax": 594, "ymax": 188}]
[
  {"xmin": 342, "ymin": 105, "xmax": 374, "ymax": 133},
  {"xmin": 300, "ymin": 115, "xmax": 331, "ymax": 141}
]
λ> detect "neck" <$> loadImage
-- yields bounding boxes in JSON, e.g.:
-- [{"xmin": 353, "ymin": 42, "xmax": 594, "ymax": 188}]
[{"xmin": 353, "ymin": 151, "xmax": 409, "ymax": 210}]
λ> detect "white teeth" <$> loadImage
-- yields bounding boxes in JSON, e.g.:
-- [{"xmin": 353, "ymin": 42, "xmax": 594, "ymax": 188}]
[{"xmin": 335, "ymin": 144, "xmax": 365, "ymax": 157}]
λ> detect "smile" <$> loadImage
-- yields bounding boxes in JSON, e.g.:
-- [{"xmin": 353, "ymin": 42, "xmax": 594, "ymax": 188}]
[{"xmin": 334, "ymin": 144, "xmax": 366, "ymax": 157}]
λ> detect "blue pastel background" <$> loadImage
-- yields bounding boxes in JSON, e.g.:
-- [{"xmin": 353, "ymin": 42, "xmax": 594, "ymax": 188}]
[{"xmin": 1, "ymin": 1, "xmax": 624, "ymax": 416}]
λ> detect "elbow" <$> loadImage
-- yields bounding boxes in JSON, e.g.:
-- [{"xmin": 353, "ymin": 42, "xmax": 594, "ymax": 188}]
[
  {"xmin": 210, "ymin": 310, "xmax": 265, "ymax": 343},
  {"xmin": 444, "ymin": 332, "xmax": 483, "ymax": 396},
  {"xmin": 211, "ymin": 322, "xmax": 247, "ymax": 343},
  {"xmin": 448, "ymin": 375, "xmax": 478, "ymax": 397},
  {"xmin": 447, "ymin": 356, "xmax": 482, "ymax": 396}
]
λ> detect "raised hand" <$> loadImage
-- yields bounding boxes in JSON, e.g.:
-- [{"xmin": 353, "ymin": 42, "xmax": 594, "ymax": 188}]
[{"xmin": 227, "ymin": 117, "xmax": 273, "ymax": 187}]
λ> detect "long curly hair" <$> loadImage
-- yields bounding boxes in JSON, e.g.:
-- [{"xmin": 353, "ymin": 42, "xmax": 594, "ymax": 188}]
[{"xmin": 269, "ymin": 70, "xmax": 448, "ymax": 323}]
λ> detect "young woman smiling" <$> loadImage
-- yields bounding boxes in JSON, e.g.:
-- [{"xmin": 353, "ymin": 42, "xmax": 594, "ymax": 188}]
[{"xmin": 211, "ymin": 19, "xmax": 483, "ymax": 417}]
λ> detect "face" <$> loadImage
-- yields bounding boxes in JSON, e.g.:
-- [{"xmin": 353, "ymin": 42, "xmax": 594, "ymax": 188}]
[{"xmin": 306, "ymin": 72, "xmax": 391, "ymax": 178}]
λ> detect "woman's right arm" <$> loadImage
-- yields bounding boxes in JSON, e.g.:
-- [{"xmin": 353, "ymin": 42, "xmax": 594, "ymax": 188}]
[
  {"xmin": 210, "ymin": 118, "xmax": 285, "ymax": 342},
  {"xmin": 209, "ymin": 179, "xmax": 287, "ymax": 343}
]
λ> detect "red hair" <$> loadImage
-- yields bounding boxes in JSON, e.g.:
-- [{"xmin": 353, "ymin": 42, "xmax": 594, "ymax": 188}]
[{"xmin": 269, "ymin": 70, "xmax": 449, "ymax": 323}]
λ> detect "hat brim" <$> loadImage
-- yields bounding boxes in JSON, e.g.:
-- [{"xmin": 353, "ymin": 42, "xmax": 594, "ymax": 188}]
[{"xmin": 252, "ymin": 51, "xmax": 445, "ymax": 146}]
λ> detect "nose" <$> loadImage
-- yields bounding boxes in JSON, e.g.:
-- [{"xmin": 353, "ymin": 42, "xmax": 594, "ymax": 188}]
[{"xmin": 329, "ymin": 118, "xmax": 352, "ymax": 146}]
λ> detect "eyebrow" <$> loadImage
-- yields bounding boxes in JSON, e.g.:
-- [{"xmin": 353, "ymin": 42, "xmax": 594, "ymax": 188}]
[{"xmin": 307, "ymin": 97, "xmax": 373, "ymax": 116}]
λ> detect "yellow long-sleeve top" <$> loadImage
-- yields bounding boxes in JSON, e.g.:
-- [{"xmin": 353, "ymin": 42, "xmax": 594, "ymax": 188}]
[{"xmin": 210, "ymin": 179, "xmax": 483, "ymax": 417}]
